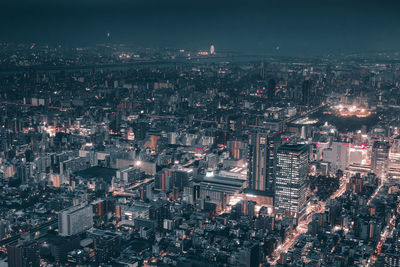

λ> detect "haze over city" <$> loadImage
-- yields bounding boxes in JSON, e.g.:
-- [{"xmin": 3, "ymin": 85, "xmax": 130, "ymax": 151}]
[{"xmin": 1, "ymin": 0, "xmax": 400, "ymax": 55}]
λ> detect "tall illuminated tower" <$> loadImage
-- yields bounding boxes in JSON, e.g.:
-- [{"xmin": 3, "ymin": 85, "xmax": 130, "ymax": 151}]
[
  {"xmin": 248, "ymin": 131, "xmax": 280, "ymax": 193},
  {"xmin": 389, "ymin": 137, "xmax": 400, "ymax": 178},
  {"xmin": 210, "ymin": 45, "xmax": 215, "ymax": 55},
  {"xmin": 274, "ymin": 143, "xmax": 309, "ymax": 217},
  {"xmin": 371, "ymin": 141, "xmax": 390, "ymax": 178}
]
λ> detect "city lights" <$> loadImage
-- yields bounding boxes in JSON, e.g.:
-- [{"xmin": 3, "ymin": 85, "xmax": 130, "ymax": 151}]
[
  {"xmin": 0, "ymin": 15, "xmax": 399, "ymax": 266},
  {"xmin": 333, "ymin": 104, "xmax": 371, "ymax": 118}
]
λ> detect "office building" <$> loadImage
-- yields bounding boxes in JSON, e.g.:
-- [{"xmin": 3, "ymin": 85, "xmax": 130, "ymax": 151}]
[
  {"xmin": 237, "ymin": 200, "xmax": 256, "ymax": 218},
  {"xmin": 274, "ymin": 143, "xmax": 309, "ymax": 217},
  {"xmin": 88, "ymin": 229, "xmax": 122, "ymax": 263},
  {"xmin": 268, "ymin": 78, "xmax": 276, "ymax": 100},
  {"xmin": 371, "ymin": 141, "xmax": 390, "ymax": 178},
  {"xmin": 388, "ymin": 138, "xmax": 400, "ymax": 178},
  {"xmin": 302, "ymin": 78, "xmax": 311, "ymax": 107},
  {"xmin": 58, "ymin": 204, "xmax": 94, "ymax": 236},
  {"xmin": 7, "ymin": 241, "xmax": 40, "ymax": 267},
  {"xmin": 248, "ymin": 131, "xmax": 280, "ymax": 193}
]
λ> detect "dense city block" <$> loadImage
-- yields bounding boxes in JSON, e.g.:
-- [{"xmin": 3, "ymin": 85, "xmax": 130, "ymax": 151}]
[{"xmin": 1, "ymin": 44, "xmax": 400, "ymax": 267}]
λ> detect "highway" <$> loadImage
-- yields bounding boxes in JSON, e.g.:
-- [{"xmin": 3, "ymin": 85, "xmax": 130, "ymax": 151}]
[
  {"xmin": 330, "ymin": 175, "xmax": 349, "ymax": 199},
  {"xmin": 112, "ymin": 177, "xmax": 154, "ymax": 197},
  {"xmin": 0, "ymin": 219, "xmax": 58, "ymax": 247},
  {"xmin": 1, "ymin": 101, "xmax": 72, "ymax": 111},
  {"xmin": 286, "ymin": 103, "xmax": 327, "ymax": 124}
]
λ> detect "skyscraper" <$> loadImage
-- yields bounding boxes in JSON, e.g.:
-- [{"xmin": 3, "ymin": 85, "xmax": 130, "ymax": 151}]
[
  {"xmin": 58, "ymin": 204, "xmax": 94, "ymax": 236},
  {"xmin": 302, "ymin": 78, "xmax": 311, "ymax": 107},
  {"xmin": 274, "ymin": 143, "xmax": 309, "ymax": 217},
  {"xmin": 88, "ymin": 229, "xmax": 122, "ymax": 263},
  {"xmin": 388, "ymin": 137, "xmax": 400, "ymax": 178},
  {"xmin": 260, "ymin": 62, "xmax": 265, "ymax": 80},
  {"xmin": 236, "ymin": 200, "xmax": 256, "ymax": 218},
  {"xmin": 7, "ymin": 243, "xmax": 24, "ymax": 267},
  {"xmin": 248, "ymin": 131, "xmax": 281, "ymax": 193},
  {"xmin": 155, "ymin": 168, "xmax": 190, "ymax": 192},
  {"xmin": 7, "ymin": 241, "xmax": 40, "ymax": 267},
  {"xmin": 371, "ymin": 141, "xmax": 390, "ymax": 178},
  {"xmin": 267, "ymin": 78, "xmax": 276, "ymax": 101}
]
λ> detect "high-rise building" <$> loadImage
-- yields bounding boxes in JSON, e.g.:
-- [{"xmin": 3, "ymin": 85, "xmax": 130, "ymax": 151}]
[
  {"xmin": 7, "ymin": 243, "xmax": 24, "ymax": 267},
  {"xmin": 7, "ymin": 241, "xmax": 40, "ymax": 267},
  {"xmin": 248, "ymin": 131, "xmax": 281, "ymax": 193},
  {"xmin": 60, "ymin": 157, "xmax": 88, "ymax": 181},
  {"xmin": 371, "ymin": 141, "xmax": 390, "ymax": 178},
  {"xmin": 267, "ymin": 78, "xmax": 276, "ymax": 100},
  {"xmin": 227, "ymin": 140, "xmax": 246, "ymax": 160},
  {"xmin": 274, "ymin": 143, "xmax": 309, "ymax": 217},
  {"xmin": 388, "ymin": 137, "xmax": 400, "ymax": 178},
  {"xmin": 302, "ymin": 78, "xmax": 311, "ymax": 107},
  {"xmin": 237, "ymin": 200, "xmax": 256, "ymax": 218},
  {"xmin": 92, "ymin": 199, "xmax": 115, "ymax": 218},
  {"xmin": 260, "ymin": 62, "xmax": 265, "ymax": 80},
  {"xmin": 0, "ymin": 220, "xmax": 9, "ymax": 239},
  {"xmin": 58, "ymin": 204, "xmax": 94, "ymax": 236},
  {"xmin": 155, "ymin": 168, "xmax": 191, "ymax": 192},
  {"xmin": 116, "ymin": 166, "xmax": 143, "ymax": 185},
  {"xmin": 88, "ymin": 229, "xmax": 122, "ymax": 263}
]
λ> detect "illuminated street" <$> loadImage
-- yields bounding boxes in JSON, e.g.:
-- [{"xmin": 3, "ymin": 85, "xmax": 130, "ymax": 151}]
[{"xmin": 1, "ymin": 3, "xmax": 400, "ymax": 265}]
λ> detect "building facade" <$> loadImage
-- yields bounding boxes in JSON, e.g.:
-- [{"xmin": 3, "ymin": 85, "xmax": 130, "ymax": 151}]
[
  {"xmin": 248, "ymin": 131, "xmax": 280, "ymax": 194},
  {"xmin": 274, "ymin": 143, "xmax": 309, "ymax": 217},
  {"xmin": 58, "ymin": 204, "xmax": 94, "ymax": 236}
]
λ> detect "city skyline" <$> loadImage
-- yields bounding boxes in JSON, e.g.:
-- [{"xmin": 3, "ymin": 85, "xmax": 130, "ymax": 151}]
[
  {"xmin": 0, "ymin": 0, "xmax": 400, "ymax": 55},
  {"xmin": 1, "ymin": 1, "xmax": 400, "ymax": 266}
]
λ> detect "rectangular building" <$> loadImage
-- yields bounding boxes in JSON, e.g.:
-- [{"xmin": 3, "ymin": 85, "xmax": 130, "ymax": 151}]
[
  {"xmin": 248, "ymin": 131, "xmax": 280, "ymax": 193},
  {"xmin": 274, "ymin": 143, "xmax": 309, "ymax": 217},
  {"xmin": 58, "ymin": 204, "xmax": 93, "ymax": 236}
]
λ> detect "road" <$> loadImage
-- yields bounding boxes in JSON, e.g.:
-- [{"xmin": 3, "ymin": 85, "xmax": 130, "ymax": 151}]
[
  {"xmin": 330, "ymin": 175, "xmax": 349, "ymax": 199},
  {"xmin": 268, "ymin": 202, "xmax": 325, "ymax": 265},
  {"xmin": 0, "ymin": 219, "xmax": 58, "ymax": 247},
  {"xmin": 268, "ymin": 172, "xmax": 347, "ymax": 265},
  {"xmin": 1, "ymin": 101, "xmax": 71, "ymax": 111},
  {"xmin": 366, "ymin": 202, "xmax": 398, "ymax": 266},
  {"xmin": 286, "ymin": 103, "xmax": 327, "ymax": 124},
  {"xmin": 367, "ymin": 180, "xmax": 384, "ymax": 206}
]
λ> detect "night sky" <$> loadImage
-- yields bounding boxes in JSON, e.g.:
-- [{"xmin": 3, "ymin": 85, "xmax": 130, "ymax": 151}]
[{"xmin": 1, "ymin": 0, "xmax": 399, "ymax": 55}]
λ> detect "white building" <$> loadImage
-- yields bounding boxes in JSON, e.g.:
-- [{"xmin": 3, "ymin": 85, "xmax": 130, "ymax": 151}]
[
  {"xmin": 58, "ymin": 204, "xmax": 93, "ymax": 236},
  {"xmin": 210, "ymin": 45, "xmax": 215, "ymax": 55},
  {"xmin": 322, "ymin": 142, "xmax": 349, "ymax": 171},
  {"xmin": 116, "ymin": 166, "xmax": 141, "ymax": 184}
]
